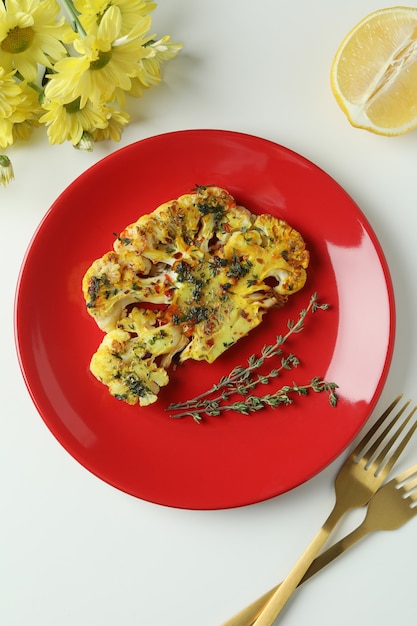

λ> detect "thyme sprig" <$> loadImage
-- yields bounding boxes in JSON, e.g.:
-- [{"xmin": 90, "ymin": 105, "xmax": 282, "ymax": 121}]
[
  {"xmin": 170, "ymin": 378, "xmax": 338, "ymax": 423},
  {"xmin": 166, "ymin": 293, "xmax": 338, "ymax": 423}
]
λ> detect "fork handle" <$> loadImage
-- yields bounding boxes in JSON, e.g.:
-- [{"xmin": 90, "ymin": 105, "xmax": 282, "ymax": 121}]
[
  {"xmin": 251, "ymin": 505, "xmax": 343, "ymax": 626},
  {"xmin": 221, "ymin": 522, "xmax": 369, "ymax": 626}
]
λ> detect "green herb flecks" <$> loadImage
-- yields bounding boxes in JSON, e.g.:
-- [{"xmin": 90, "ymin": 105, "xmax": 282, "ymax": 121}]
[
  {"xmin": 194, "ymin": 185, "xmax": 226, "ymax": 227},
  {"xmin": 175, "ymin": 260, "xmax": 194, "ymax": 283},
  {"xmin": 126, "ymin": 373, "xmax": 149, "ymax": 398},
  {"xmin": 208, "ymin": 256, "xmax": 228, "ymax": 276},
  {"xmin": 148, "ymin": 329, "xmax": 168, "ymax": 345},
  {"xmin": 86, "ymin": 274, "xmax": 111, "ymax": 308},
  {"xmin": 226, "ymin": 253, "xmax": 253, "ymax": 279},
  {"xmin": 183, "ymin": 305, "xmax": 210, "ymax": 324},
  {"xmin": 113, "ymin": 232, "xmax": 132, "ymax": 246}
]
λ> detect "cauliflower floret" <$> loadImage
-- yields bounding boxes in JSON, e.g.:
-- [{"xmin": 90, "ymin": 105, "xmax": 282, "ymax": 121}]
[
  {"xmin": 90, "ymin": 309, "xmax": 189, "ymax": 406},
  {"xmin": 223, "ymin": 214, "xmax": 309, "ymax": 299},
  {"xmin": 91, "ymin": 329, "xmax": 168, "ymax": 406},
  {"xmin": 82, "ymin": 252, "xmax": 173, "ymax": 331},
  {"xmin": 83, "ymin": 185, "xmax": 309, "ymax": 405}
]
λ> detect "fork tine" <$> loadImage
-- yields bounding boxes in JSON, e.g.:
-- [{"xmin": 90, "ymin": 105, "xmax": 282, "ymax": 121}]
[
  {"xmin": 403, "ymin": 475, "xmax": 417, "ymax": 490},
  {"xmin": 400, "ymin": 486, "xmax": 417, "ymax": 505},
  {"xmin": 395, "ymin": 463, "xmax": 417, "ymax": 484},
  {"xmin": 376, "ymin": 408, "xmax": 417, "ymax": 477},
  {"xmin": 352, "ymin": 395, "xmax": 404, "ymax": 458},
  {"xmin": 366, "ymin": 402, "xmax": 413, "ymax": 463},
  {"xmin": 399, "ymin": 468, "xmax": 417, "ymax": 501},
  {"xmin": 393, "ymin": 464, "xmax": 417, "ymax": 506},
  {"xmin": 360, "ymin": 400, "xmax": 412, "ymax": 463}
]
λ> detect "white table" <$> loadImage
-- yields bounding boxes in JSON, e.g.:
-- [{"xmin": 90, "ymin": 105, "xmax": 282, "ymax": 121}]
[{"xmin": 2, "ymin": 1, "xmax": 417, "ymax": 624}]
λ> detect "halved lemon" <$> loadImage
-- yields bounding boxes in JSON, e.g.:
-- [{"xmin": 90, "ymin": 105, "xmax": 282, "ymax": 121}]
[{"xmin": 331, "ymin": 6, "xmax": 417, "ymax": 135}]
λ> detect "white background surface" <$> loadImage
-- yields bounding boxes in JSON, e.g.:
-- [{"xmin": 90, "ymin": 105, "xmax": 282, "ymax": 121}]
[{"xmin": 2, "ymin": 1, "xmax": 417, "ymax": 624}]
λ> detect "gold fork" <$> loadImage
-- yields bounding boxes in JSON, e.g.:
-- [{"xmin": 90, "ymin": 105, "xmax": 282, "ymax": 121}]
[
  {"xmin": 222, "ymin": 462, "xmax": 417, "ymax": 626},
  {"xmin": 226, "ymin": 395, "xmax": 417, "ymax": 626}
]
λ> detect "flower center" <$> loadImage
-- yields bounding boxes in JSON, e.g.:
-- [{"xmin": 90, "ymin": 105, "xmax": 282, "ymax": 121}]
[
  {"xmin": 64, "ymin": 97, "xmax": 82, "ymax": 114},
  {"xmin": 90, "ymin": 49, "xmax": 112, "ymax": 70},
  {"xmin": 1, "ymin": 26, "xmax": 34, "ymax": 54}
]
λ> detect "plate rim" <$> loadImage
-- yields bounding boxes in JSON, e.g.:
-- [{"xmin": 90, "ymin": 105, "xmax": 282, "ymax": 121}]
[{"xmin": 14, "ymin": 128, "xmax": 396, "ymax": 509}]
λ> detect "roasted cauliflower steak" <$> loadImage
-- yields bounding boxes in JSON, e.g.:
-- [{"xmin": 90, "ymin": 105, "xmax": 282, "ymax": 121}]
[{"xmin": 82, "ymin": 185, "xmax": 309, "ymax": 406}]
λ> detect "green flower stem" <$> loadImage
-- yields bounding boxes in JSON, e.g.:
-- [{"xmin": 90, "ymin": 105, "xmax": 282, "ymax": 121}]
[
  {"xmin": 13, "ymin": 70, "xmax": 44, "ymax": 97},
  {"xmin": 28, "ymin": 81, "xmax": 43, "ymax": 94},
  {"xmin": 60, "ymin": 0, "xmax": 87, "ymax": 37}
]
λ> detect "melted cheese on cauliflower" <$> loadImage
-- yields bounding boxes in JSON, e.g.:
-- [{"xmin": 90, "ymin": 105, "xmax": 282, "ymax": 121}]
[{"xmin": 82, "ymin": 185, "xmax": 309, "ymax": 406}]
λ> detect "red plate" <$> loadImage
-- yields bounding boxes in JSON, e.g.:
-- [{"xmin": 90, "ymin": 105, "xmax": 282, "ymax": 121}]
[{"xmin": 14, "ymin": 130, "xmax": 395, "ymax": 509}]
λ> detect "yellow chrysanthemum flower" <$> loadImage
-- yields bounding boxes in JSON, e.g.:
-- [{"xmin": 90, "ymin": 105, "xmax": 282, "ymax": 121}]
[
  {"xmin": 44, "ymin": 5, "xmax": 152, "ymax": 107},
  {"xmin": 130, "ymin": 36, "xmax": 183, "ymax": 95},
  {"xmin": 11, "ymin": 80, "xmax": 42, "ymax": 141},
  {"xmin": 92, "ymin": 106, "xmax": 130, "ymax": 142},
  {"xmin": 39, "ymin": 96, "xmax": 109, "ymax": 145},
  {"xmin": 0, "ymin": 0, "xmax": 74, "ymax": 82},
  {"xmin": 74, "ymin": 0, "xmax": 156, "ymax": 36},
  {"xmin": 0, "ymin": 67, "xmax": 41, "ymax": 147},
  {"xmin": 1, "ymin": 109, "xmax": 20, "ymax": 147},
  {"xmin": 0, "ymin": 0, "xmax": 182, "ymax": 185},
  {"xmin": 0, "ymin": 67, "xmax": 21, "ymax": 118}
]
